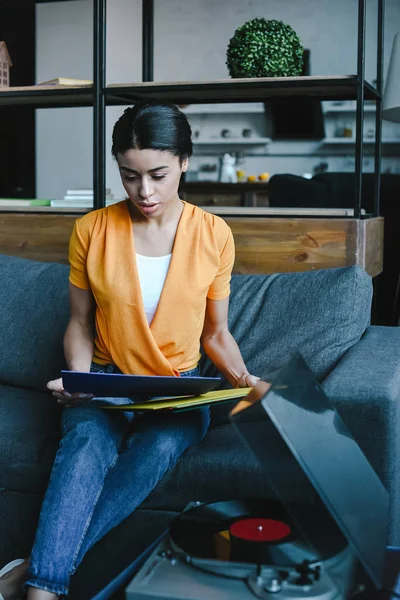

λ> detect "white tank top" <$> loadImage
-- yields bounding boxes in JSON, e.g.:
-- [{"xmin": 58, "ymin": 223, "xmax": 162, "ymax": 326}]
[{"xmin": 136, "ymin": 253, "xmax": 172, "ymax": 324}]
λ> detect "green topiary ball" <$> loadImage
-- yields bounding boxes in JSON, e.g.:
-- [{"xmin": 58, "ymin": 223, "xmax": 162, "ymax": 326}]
[{"xmin": 226, "ymin": 18, "xmax": 304, "ymax": 78}]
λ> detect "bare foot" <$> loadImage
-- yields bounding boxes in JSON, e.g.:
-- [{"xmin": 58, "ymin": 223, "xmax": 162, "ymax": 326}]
[{"xmin": 0, "ymin": 558, "xmax": 29, "ymax": 600}]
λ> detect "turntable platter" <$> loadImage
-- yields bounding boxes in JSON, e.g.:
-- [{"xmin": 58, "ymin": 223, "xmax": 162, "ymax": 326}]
[{"xmin": 169, "ymin": 499, "xmax": 347, "ymax": 578}]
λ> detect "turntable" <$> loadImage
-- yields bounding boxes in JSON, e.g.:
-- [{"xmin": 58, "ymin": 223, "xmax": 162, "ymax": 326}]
[{"xmin": 125, "ymin": 354, "xmax": 390, "ymax": 600}]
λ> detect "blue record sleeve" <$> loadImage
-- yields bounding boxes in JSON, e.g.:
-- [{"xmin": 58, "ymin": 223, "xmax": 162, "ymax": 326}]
[{"xmin": 61, "ymin": 370, "xmax": 221, "ymax": 399}]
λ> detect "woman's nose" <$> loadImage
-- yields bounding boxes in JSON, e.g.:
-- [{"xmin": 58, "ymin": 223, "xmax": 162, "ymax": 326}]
[{"xmin": 140, "ymin": 178, "xmax": 153, "ymax": 199}]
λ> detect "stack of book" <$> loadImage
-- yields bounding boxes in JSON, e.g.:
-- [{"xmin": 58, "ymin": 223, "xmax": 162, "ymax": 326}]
[
  {"xmin": 0, "ymin": 198, "xmax": 51, "ymax": 208},
  {"xmin": 37, "ymin": 78, "xmax": 93, "ymax": 86},
  {"xmin": 50, "ymin": 189, "xmax": 118, "ymax": 208}
]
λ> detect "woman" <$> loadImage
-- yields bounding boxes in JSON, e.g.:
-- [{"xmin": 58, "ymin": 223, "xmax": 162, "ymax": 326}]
[{"xmin": 0, "ymin": 103, "xmax": 259, "ymax": 600}]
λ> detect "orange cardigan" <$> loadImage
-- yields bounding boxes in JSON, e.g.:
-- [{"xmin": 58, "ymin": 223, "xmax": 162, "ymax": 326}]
[{"xmin": 69, "ymin": 200, "xmax": 235, "ymax": 376}]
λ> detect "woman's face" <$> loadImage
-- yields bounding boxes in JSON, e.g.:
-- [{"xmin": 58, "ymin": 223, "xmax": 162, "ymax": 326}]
[{"xmin": 117, "ymin": 148, "xmax": 188, "ymax": 218}]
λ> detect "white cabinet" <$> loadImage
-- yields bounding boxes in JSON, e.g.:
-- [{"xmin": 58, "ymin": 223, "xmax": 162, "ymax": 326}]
[
  {"xmin": 321, "ymin": 101, "xmax": 400, "ymax": 146},
  {"xmin": 181, "ymin": 103, "xmax": 270, "ymax": 151}
]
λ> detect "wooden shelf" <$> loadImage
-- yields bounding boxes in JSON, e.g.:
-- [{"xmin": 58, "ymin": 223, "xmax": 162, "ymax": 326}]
[
  {"xmin": 0, "ymin": 205, "xmax": 89, "ymax": 213},
  {"xmin": 0, "ymin": 84, "xmax": 94, "ymax": 108},
  {"xmin": 197, "ymin": 206, "xmax": 364, "ymax": 217},
  {"xmin": 107, "ymin": 76, "xmax": 380, "ymax": 106},
  {"xmin": 0, "ymin": 77, "xmax": 380, "ymax": 108},
  {"xmin": 0, "ymin": 204, "xmax": 364, "ymax": 218}
]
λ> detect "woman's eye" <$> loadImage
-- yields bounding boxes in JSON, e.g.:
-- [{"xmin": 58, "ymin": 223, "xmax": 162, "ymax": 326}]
[
  {"xmin": 152, "ymin": 175, "xmax": 166, "ymax": 180},
  {"xmin": 124, "ymin": 176, "xmax": 138, "ymax": 182}
]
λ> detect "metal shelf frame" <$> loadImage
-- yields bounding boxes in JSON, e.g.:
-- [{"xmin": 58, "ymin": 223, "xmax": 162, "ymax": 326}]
[
  {"xmin": 93, "ymin": 0, "xmax": 385, "ymax": 215},
  {"xmin": 0, "ymin": 0, "xmax": 385, "ymax": 216}
]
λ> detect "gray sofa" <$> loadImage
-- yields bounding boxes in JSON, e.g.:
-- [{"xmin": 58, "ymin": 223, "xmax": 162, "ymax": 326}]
[{"xmin": 0, "ymin": 254, "xmax": 399, "ymax": 599}]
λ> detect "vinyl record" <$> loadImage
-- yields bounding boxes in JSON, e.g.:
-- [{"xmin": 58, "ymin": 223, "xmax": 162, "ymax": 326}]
[{"xmin": 169, "ymin": 499, "xmax": 347, "ymax": 578}]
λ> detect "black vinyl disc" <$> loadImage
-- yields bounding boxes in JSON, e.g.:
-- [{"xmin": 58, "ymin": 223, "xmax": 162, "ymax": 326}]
[{"xmin": 169, "ymin": 499, "xmax": 347, "ymax": 570}]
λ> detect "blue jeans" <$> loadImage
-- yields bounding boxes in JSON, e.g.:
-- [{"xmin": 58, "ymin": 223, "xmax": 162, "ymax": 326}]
[{"xmin": 25, "ymin": 364, "xmax": 210, "ymax": 597}]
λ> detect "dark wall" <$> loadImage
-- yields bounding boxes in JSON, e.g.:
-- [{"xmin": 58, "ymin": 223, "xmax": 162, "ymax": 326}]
[{"xmin": 0, "ymin": 0, "xmax": 35, "ymax": 198}]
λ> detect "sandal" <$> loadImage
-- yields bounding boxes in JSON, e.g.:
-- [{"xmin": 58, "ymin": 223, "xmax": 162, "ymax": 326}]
[{"xmin": 0, "ymin": 559, "xmax": 26, "ymax": 600}]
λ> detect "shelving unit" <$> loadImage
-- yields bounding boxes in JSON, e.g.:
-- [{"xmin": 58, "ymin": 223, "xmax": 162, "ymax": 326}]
[
  {"xmin": 106, "ymin": 76, "xmax": 380, "ymax": 105},
  {"xmin": 0, "ymin": 76, "xmax": 380, "ymax": 109},
  {"xmin": 0, "ymin": 84, "xmax": 94, "ymax": 108},
  {"xmin": 0, "ymin": 78, "xmax": 386, "ymax": 195},
  {"xmin": 0, "ymin": 1, "xmax": 385, "ymax": 217},
  {"xmin": 0, "ymin": 0, "xmax": 386, "ymax": 279}
]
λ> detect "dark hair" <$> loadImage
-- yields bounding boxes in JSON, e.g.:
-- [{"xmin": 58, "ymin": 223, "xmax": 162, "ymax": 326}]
[{"xmin": 112, "ymin": 103, "xmax": 193, "ymax": 162}]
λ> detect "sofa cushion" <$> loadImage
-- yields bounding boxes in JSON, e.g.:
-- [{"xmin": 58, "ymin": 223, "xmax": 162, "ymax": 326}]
[
  {"xmin": 141, "ymin": 422, "xmax": 317, "ymax": 511},
  {"xmin": 0, "ymin": 255, "xmax": 70, "ymax": 391},
  {"xmin": 205, "ymin": 265, "xmax": 371, "ymax": 381},
  {"xmin": 0, "ymin": 384, "xmax": 61, "ymax": 493},
  {"xmin": 202, "ymin": 266, "xmax": 372, "ymax": 424}
]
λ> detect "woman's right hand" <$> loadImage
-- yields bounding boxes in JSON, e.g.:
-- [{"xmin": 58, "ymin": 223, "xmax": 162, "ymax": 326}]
[{"xmin": 47, "ymin": 377, "xmax": 94, "ymax": 408}]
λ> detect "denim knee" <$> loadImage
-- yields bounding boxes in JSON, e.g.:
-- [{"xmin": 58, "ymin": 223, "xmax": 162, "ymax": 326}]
[
  {"xmin": 60, "ymin": 419, "xmax": 120, "ymax": 470},
  {"xmin": 61, "ymin": 400, "xmax": 131, "ymax": 448},
  {"xmin": 151, "ymin": 434, "xmax": 186, "ymax": 468}
]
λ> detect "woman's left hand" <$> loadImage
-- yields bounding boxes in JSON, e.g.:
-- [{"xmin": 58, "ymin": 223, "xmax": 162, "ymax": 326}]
[
  {"xmin": 230, "ymin": 380, "xmax": 271, "ymax": 416},
  {"xmin": 236, "ymin": 373, "xmax": 260, "ymax": 388}
]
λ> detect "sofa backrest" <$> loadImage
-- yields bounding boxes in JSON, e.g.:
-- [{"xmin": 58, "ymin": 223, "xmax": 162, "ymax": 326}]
[
  {"xmin": 0, "ymin": 255, "xmax": 70, "ymax": 391},
  {"xmin": 201, "ymin": 265, "xmax": 372, "ymax": 383},
  {"xmin": 0, "ymin": 255, "xmax": 372, "ymax": 392}
]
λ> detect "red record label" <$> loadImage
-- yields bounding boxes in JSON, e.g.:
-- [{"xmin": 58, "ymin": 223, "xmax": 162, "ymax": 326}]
[{"xmin": 229, "ymin": 518, "xmax": 291, "ymax": 542}]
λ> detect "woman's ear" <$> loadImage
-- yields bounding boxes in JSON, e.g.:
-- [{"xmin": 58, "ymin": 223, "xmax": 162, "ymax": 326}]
[{"xmin": 181, "ymin": 158, "xmax": 189, "ymax": 173}]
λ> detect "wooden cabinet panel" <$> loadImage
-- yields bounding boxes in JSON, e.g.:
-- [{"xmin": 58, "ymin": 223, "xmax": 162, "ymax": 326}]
[
  {"xmin": 0, "ymin": 213, "xmax": 383, "ymax": 277},
  {"xmin": 0, "ymin": 214, "xmax": 76, "ymax": 264},
  {"xmin": 224, "ymin": 217, "xmax": 383, "ymax": 276}
]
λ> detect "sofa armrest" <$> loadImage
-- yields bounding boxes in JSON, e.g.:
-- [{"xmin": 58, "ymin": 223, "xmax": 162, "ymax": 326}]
[{"xmin": 322, "ymin": 326, "xmax": 400, "ymax": 545}]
